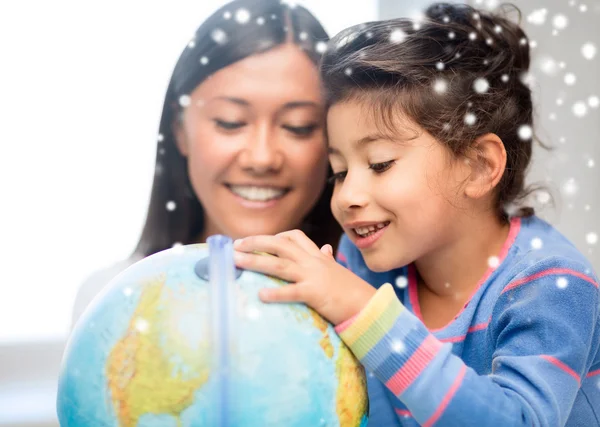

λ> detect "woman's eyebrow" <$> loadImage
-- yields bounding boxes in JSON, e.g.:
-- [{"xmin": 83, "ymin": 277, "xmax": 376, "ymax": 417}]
[{"xmin": 213, "ymin": 96, "xmax": 250, "ymax": 106}]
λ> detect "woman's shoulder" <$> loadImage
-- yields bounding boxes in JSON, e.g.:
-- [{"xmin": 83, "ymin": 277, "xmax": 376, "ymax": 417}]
[{"xmin": 71, "ymin": 254, "xmax": 143, "ymax": 328}]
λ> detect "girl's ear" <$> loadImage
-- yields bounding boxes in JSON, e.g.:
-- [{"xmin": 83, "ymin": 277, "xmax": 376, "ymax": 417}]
[
  {"xmin": 173, "ymin": 112, "xmax": 189, "ymax": 157},
  {"xmin": 463, "ymin": 133, "xmax": 507, "ymax": 199}
]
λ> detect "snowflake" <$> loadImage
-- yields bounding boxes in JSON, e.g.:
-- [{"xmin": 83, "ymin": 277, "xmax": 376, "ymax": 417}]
[
  {"xmin": 464, "ymin": 112, "xmax": 477, "ymax": 126},
  {"xmin": 395, "ymin": 276, "xmax": 408, "ymax": 289},
  {"xmin": 536, "ymin": 190, "xmax": 551, "ymax": 205},
  {"xmin": 246, "ymin": 306, "xmax": 261, "ymax": 320},
  {"xmin": 392, "ymin": 340, "xmax": 405, "ymax": 353},
  {"xmin": 564, "ymin": 73, "xmax": 577, "ymax": 86},
  {"xmin": 469, "ymin": 32, "xmax": 477, "ymax": 41},
  {"xmin": 211, "ymin": 28, "xmax": 228, "ymax": 45},
  {"xmin": 178, "ymin": 95, "xmax": 191, "ymax": 107},
  {"xmin": 235, "ymin": 8, "xmax": 251, "ymax": 24},
  {"xmin": 530, "ymin": 237, "xmax": 543, "ymax": 250},
  {"xmin": 389, "ymin": 28, "xmax": 406, "ymax": 44},
  {"xmin": 157, "ymin": 133, "xmax": 164, "ymax": 142},
  {"xmin": 579, "ymin": 4, "xmax": 588, "ymax": 12},
  {"xmin": 494, "ymin": 25, "xmax": 502, "ymax": 33},
  {"xmin": 200, "ymin": 56, "xmax": 209, "ymax": 65},
  {"xmin": 187, "ymin": 40, "xmax": 195, "ymax": 48},
  {"xmin": 315, "ymin": 41, "xmax": 328, "ymax": 54},
  {"xmin": 501, "ymin": 74, "xmax": 510, "ymax": 83},
  {"xmin": 538, "ymin": 55, "xmax": 559, "ymax": 76},
  {"xmin": 488, "ymin": 256, "xmax": 500, "ymax": 268},
  {"xmin": 135, "ymin": 318, "xmax": 150, "ymax": 333},
  {"xmin": 562, "ymin": 178, "xmax": 579, "ymax": 196},
  {"xmin": 299, "ymin": 31, "xmax": 308, "ymax": 41},
  {"xmin": 256, "ymin": 17, "xmax": 265, "ymax": 25},
  {"xmin": 166, "ymin": 200, "xmax": 177, "ymax": 211},
  {"xmin": 588, "ymin": 159, "xmax": 595, "ymax": 168},
  {"xmin": 527, "ymin": 9, "xmax": 547, "ymax": 26},
  {"xmin": 572, "ymin": 101, "xmax": 588, "ymax": 117},
  {"xmin": 433, "ymin": 78, "xmax": 448, "ymax": 94},
  {"xmin": 123, "ymin": 287, "xmax": 133, "ymax": 297},
  {"xmin": 589, "ymin": 96, "xmax": 599, "ymax": 108},
  {"xmin": 553, "ymin": 14, "xmax": 568, "ymax": 29},
  {"xmin": 581, "ymin": 42, "xmax": 597, "ymax": 60},
  {"xmin": 474, "ymin": 77, "xmax": 489, "ymax": 93},
  {"xmin": 556, "ymin": 98, "xmax": 564, "ymax": 106},
  {"xmin": 518, "ymin": 124, "xmax": 533, "ymax": 140},
  {"xmin": 344, "ymin": 68, "xmax": 353, "ymax": 76},
  {"xmin": 436, "ymin": 61, "xmax": 445, "ymax": 71},
  {"xmin": 556, "ymin": 277, "xmax": 569, "ymax": 289},
  {"xmin": 586, "ymin": 232, "xmax": 598, "ymax": 245},
  {"xmin": 223, "ymin": 11, "xmax": 231, "ymax": 20},
  {"xmin": 448, "ymin": 31, "xmax": 456, "ymax": 39}
]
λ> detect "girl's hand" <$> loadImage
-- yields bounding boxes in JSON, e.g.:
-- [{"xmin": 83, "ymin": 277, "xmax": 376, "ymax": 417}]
[{"xmin": 233, "ymin": 230, "xmax": 376, "ymax": 325}]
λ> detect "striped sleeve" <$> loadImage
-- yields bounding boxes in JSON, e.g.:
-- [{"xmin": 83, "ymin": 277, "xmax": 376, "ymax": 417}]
[{"xmin": 335, "ymin": 259, "xmax": 600, "ymax": 427}]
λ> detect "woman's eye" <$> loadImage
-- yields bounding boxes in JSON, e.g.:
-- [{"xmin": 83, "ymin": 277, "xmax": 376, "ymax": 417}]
[
  {"xmin": 327, "ymin": 171, "xmax": 347, "ymax": 184},
  {"xmin": 282, "ymin": 124, "xmax": 318, "ymax": 137},
  {"xmin": 214, "ymin": 119, "xmax": 246, "ymax": 130},
  {"xmin": 369, "ymin": 161, "xmax": 395, "ymax": 173}
]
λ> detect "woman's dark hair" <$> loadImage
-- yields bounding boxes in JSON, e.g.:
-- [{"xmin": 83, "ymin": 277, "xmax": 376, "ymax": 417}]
[
  {"xmin": 321, "ymin": 2, "xmax": 538, "ymax": 222},
  {"xmin": 135, "ymin": 0, "xmax": 340, "ymax": 256}
]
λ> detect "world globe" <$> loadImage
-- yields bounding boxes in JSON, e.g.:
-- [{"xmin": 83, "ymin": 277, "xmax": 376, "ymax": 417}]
[{"xmin": 57, "ymin": 235, "xmax": 369, "ymax": 426}]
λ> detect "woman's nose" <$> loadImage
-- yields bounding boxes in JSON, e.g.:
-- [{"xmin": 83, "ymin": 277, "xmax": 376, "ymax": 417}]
[{"xmin": 237, "ymin": 125, "xmax": 283, "ymax": 174}]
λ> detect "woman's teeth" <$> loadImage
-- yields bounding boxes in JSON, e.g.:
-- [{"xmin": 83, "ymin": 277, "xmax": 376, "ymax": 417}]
[
  {"xmin": 229, "ymin": 185, "xmax": 287, "ymax": 202},
  {"xmin": 354, "ymin": 222, "xmax": 389, "ymax": 237}
]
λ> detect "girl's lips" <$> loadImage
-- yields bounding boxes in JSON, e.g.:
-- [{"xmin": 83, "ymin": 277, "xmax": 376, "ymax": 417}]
[{"xmin": 350, "ymin": 222, "xmax": 390, "ymax": 249}]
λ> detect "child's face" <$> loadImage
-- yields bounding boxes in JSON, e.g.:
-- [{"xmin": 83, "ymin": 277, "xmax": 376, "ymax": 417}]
[{"xmin": 327, "ymin": 101, "xmax": 471, "ymax": 272}]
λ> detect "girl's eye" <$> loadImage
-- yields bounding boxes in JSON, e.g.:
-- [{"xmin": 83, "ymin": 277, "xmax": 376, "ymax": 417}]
[
  {"xmin": 282, "ymin": 124, "xmax": 318, "ymax": 137},
  {"xmin": 369, "ymin": 160, "xmax": 395, "ymax": 173},
  {"xmin": 327, "ymin": 171, "xmax": 347, "ymax": 184},
  {"xmin": 214, "ymin": 119, "xmax": 246, "ymax": 130}
]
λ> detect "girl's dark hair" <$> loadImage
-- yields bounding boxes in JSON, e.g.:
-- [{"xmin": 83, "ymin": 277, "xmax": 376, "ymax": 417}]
[
  {"xmin": 321, "ymin": 2, "xmax": 537, "ymax": 222},
  {"xmin": 135, "ymin": 0, "xmax": 340, "ymax": 257}
]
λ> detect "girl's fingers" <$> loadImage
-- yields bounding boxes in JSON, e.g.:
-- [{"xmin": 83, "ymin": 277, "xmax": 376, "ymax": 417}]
[
  {"xmin": 258, "ymin": 283, "xmax": 307, "ymax": 303},
  {"xmin": 233, "ymin": 250, "xmax": 299, "ymax": 283},
  {"xmin": 320, "ymin": 244, "xmax": 333, "ymax": 257},
  {"xmin": 233, "ymin": 234, "xmax": 304, "ymax": 262},
  {"xmin": 275, "ymin": 229, "xmax": 321, "ymax": 256}
]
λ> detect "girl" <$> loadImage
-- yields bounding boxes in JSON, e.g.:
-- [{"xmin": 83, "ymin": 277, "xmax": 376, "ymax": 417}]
[
  {"xmin": 233, "ymin": 3, "xmax": 600, "ymax": 426},
  {"xmin": 72, "ymin": 0, "xmax": 341, "ymax": 325}
]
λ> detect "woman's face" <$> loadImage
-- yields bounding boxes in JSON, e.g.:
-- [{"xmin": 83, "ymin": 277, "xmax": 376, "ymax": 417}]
[{"xmin": 175, "ymin": 44, "xmax": 328, "ymax": 241}]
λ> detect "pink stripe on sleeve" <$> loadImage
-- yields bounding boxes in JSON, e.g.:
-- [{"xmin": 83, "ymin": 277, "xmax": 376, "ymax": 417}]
[
  {"xmin": 540, "ymin": 355, "xmax": 581, "ymax": 385},
  {"xmin": 422, "ymin": 364, "xmax": 467, "ymax": 427},
  {"xmin": 502, "ymin": 268, "xmax": 599, "ymax": 294},
  {"xmin": 385, "ymin": 335, "xmax": 443, "ymax": 395}
]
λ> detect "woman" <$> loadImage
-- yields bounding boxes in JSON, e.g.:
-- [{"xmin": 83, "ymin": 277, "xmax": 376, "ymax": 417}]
[{"xmin": 72, "ymin": 0, "xmax": 340, "ymax": 324}]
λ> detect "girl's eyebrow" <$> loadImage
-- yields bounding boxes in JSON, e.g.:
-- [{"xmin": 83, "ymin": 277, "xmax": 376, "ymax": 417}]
[{"xmin": 328, "ymin": 133, "xmax": 386, "ymax": 155}]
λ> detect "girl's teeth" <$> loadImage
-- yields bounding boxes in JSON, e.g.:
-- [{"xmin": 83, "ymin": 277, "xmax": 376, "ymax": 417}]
[
  {"xmin": 355, "ymin": 222, "xmax": 388, "ymax": 237},
  {"xmin": 229, "ymin": 186, "xmax": 286, "ymax": 201}
]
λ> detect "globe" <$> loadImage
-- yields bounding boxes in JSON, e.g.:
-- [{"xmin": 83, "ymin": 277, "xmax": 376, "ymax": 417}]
[{"xmin": 57, "ymin": 235, "xmax": 368, "ymax": 426}]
